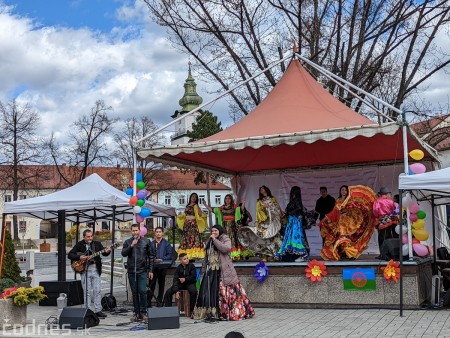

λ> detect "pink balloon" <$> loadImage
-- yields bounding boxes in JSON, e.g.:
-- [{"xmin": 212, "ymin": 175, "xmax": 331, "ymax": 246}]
[
  {"xmin": 402, "ymin": 234, "xmax": 409, "ymax": 244},
  {"xmin": 136, "ymin": 214, "xmax": 144, "ymax": 223},
  {"xmin": 139, "ymin": 226, "xmax": 148, "ymax": 237},
  {"xmin": 413, "ymin": 243, "xmax": 428, "ymax": 257},
  {"xmin": 409, "ymin": 213, "xmax": 418, "ymax": 222},
  {"xmin": 409, "ymin": 202, "xmax": 420, "ymax": 214},
  {"xmin": 409, "ymin": 163, "xmax": 426, "ymax": 174}
]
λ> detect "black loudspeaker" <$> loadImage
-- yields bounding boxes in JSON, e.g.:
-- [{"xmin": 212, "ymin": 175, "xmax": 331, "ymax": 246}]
[
  {"xmin": 147, "ymin": 306, "xmax": 180, "ymax": 330},
  {"xmin": 39, "ymin": 280, "xmax": 84, "ymax": 306},
  {"xmin": 59, "ymin": 308, "xmax": 99, "ymax": 329},
  {"xmin": 380, "ymin": 238, "xmax": 401, "ymax": 260}
]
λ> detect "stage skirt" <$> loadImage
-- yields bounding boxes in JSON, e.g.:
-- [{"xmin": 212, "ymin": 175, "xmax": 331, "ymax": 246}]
[
  {"xmin": 218, "ymin": 281, "xmax": 255, "ymax": 321},
  {"xmin": 179, "ymin": 218, "xmax": 205, "ymax": 259},
  {"xmin": 276, "ymin": 215, "xmax": 308, "ymax": 260}
]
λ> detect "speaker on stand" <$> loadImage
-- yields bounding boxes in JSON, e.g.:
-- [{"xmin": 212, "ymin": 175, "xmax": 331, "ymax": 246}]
[{"xmin": 58, "ymin": 308, "xmax": 99, "ymax": 329}]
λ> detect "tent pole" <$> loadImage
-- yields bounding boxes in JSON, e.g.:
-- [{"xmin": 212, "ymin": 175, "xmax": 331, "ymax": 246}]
[
  {"xmin": 431, "ymin": 195, "xmax": 437, "ymax": 274},
  {"xmin": 110, "ymin": 205, "xmax": 116, "ymax": 295},
  {"xmin": 74, "ymin": 215, "xmax": 80, "ymax": 280},
  {"xmin": 57, "ymin": 210, "xmax": 66, "ymax": 282},
  {"xmin": 0, "ymin": 213, "xmax": 7, "ymax": 278},
  {"xmin": 399, "ymin": 189, "xmax": 404, "ymax": 317},
  {"xmin": 133, "ymin": 151, "xmax": 137, "ymax": 223}
]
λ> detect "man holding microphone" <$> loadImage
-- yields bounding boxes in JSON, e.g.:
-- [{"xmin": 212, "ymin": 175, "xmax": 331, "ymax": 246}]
[{"xmin": 122, "ymin": 224, "xmax": 155, "ymax": 322}]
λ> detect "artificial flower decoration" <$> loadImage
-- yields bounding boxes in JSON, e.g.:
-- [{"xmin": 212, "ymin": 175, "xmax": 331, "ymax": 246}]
[
  {"xmin": 381, "ymin": 259, "xmax": 400, "ymax": 283},
  {"xmin": 305, "ymin": 259, "xmax": 327, "ymax": 282},
  {"xmin": 1, "ymin": 287, "xmax": 17, "ymax": 299},
  {"xmin": 253, "ymin": 260, "xmax": 269, "ymax": 283}
]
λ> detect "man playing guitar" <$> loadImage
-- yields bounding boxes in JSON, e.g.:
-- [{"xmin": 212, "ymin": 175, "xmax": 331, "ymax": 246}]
[{"xmin": 68, "ymin": 229, "xmax": 111, "ymax": 318}]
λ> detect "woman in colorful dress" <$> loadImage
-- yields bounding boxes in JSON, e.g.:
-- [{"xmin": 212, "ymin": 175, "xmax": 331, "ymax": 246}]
[
  {"xmin": 176, "ymin": 193, "xmax": 207, "ymax": 259},
  {"xmin": 276, "ymin": 186, "xmax": 309, "ymax": 262},
  {"xmin": 238, "ymin": 185, "xmax": 283, "ymax": 259},
  {"xmin": 203, "ymin": 194, "xmax": 252, "ymax": 260},
  {"xmin": 193, "ymin": 225, "xmax": 255, "ymax": 321},
  {"xmin": 320, "ymin": 185, "xmax": 377, "ymax": 261}
]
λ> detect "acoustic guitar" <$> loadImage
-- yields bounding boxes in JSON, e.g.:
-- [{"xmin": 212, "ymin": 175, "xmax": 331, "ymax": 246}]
[{"xmin": 71, "ymin": 242, "xmax": 120, "ymax": 273}]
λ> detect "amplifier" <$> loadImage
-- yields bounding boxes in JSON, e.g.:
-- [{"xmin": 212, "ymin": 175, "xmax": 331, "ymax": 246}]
[{"xmin": 39, "ymin": 280, "xmax": 84, "ymax": 306}]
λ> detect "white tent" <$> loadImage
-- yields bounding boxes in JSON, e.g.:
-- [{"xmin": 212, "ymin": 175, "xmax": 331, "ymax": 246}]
[{"xmin": 3, "ymin": 173, "xmax": 176, "ymax": 221}]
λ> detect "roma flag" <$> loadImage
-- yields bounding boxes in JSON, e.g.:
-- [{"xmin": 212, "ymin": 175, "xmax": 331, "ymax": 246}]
[{"xmin": 343, "ymin": 268, "xmax": 376, "ymax": 291}]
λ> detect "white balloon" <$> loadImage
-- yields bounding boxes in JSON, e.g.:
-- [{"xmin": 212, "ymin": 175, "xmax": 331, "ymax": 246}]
[
  {"xmin": 133, "ymin": 206, "xmax": 142, "ymax": 214},
  {"xmin": 402, "ymin": 244, "xmax": 409, "ymax": 256},
  {"xmin": 395, "ymin": 224, "xmax": 408, "ymax": 235},
  {"xmin": 402, "ymin": 193, "xmax": 413, "ymax": 208}
]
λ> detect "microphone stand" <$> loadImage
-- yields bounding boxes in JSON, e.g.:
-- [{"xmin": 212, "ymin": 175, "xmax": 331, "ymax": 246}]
[
  {"xmin": 205, "ymin": 238, "xmax": 215, "ymax": 322},
  {"xmin": 133, "ymin": 236, "xmax": 139, "ymax": 318}
]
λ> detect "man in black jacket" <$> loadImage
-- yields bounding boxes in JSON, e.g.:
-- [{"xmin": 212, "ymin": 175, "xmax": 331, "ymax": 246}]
[
  {"xmin": 163, "ymin": 253, "xmax": 197, "ymax": 314},
  {"xmin": 121, "ymin": 224, "xmax": 155, "ymax": 322},
  {"xmin": 68, "ymin": 229, "xmax": 110, "ymax": 318}
]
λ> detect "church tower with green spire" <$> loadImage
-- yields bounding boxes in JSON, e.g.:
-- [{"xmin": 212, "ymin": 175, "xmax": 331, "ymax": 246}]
[{"xmin": 171, "ymin": 63, "xmax": 203, "ymax": 145}]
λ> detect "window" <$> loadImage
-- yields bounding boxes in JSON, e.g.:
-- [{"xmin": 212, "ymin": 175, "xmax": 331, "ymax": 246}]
[
  {"xmin": 199, "ymin": 195, "xmax": 206, "ymax": 204},
  {"xmin": 179, "ymin": 195, "xmax": 185, "ymax": 205},
  {"xmin": 215, "ymin": 195, "xmax": 221, "ymax": 205},
  {"xmin": 165, "ymin": 195, "xmax": 171, "ymax": 205},
  {"xmin": 4, "ymin": 195, "xmax": 12, "ymax": 202},
  {"xmin": 19, "ymin": 195, "xmax": 26, "ymax": 200}
]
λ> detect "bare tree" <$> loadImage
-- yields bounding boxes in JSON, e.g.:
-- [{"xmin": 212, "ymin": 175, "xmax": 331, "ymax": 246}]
[
  {"xmin": 0, "ymin": 99, "xmax": 45, "ymax": 239},
  {"xmin": 48, "ymin": 100, "xmax": 118, "ymax": 185},
  {"xmin": 112, "ymin": 116, "xmax": 171, "ymax": 197},
  {"xmin": 144, "ymin": 0, "xmax": 450, "ymax": 119}
]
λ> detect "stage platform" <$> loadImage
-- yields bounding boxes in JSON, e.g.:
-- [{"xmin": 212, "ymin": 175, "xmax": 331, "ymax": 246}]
[{"xmin": 163, "ymin": 255, "xmax": 432, "ymax": 310}]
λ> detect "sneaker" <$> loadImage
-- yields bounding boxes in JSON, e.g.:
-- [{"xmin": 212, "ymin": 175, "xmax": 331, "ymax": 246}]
[{"xmin": 96, "ymin": 311, "xmax": 107, "ymax": 318}]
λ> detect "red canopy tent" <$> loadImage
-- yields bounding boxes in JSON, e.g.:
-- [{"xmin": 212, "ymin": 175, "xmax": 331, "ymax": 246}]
[{"xmin": 138, "ymin": 60, "xmax": 437, "ymax": 175}]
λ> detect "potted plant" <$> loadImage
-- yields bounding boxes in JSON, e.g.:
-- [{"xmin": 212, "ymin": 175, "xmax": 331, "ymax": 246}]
[{"xmin": 0, "ymin": 286, "xmax": 47, "ymax": 329}]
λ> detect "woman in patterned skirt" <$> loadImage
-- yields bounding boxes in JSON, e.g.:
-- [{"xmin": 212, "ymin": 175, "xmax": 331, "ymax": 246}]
[
  {"xmin": 176, "ymin": 193, "xmax": 207, "ymax": 259},
  {"xmin": 193, "ymin": 225, "xmax": 255, "ymax": 321}
]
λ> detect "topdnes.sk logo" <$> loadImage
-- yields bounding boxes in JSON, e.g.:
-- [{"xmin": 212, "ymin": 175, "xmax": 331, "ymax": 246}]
[{"xmin": 2, "ymin": 319, "xmax": 92, "ymax": 336}]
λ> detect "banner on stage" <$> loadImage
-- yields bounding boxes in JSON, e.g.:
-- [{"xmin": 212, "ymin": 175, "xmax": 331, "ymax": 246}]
[{"xmin": 342, "ymin": 268, "xmax": 376, "ymax": 291}]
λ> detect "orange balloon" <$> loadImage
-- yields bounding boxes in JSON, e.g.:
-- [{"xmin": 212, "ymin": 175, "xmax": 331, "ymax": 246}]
[
  {"xmin": 412, "ymin": 238, "xmax": 420, "ymax": 244},
  {"xmin": 129, "ymin": 179, "xmax": 134, "ymax": 188},
  {"xmin": 129, "ymin": 196, "xmax": 138, "ymax": 206}
]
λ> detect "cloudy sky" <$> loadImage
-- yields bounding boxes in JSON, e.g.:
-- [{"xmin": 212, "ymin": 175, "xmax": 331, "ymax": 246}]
[
  {"xmin": 0, "ymin": 0, "xmax": 229, "ymax": 143},
  {"xmin": 0, "ymin": 0, "xmax": 448, "ymax": 146}
]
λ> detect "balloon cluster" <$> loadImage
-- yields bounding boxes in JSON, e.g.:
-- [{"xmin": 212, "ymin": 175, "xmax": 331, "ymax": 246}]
[
  {"xmin": 125, "ymin": 172, "xmax": 151, "ymax": 225},
  {"xmin": 408, "ymin": 149, "xmax": 426, "ymax": 174},
  {"xmin": 398, "ymin": 192, "xmax": 429, "ymax": 257}
]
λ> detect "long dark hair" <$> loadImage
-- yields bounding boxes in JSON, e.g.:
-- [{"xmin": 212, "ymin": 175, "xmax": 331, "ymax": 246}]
[
  {"xmin": 286, "ymin": 186, "xmax": 304, "ymax": 216},
  {"xmin": 187, "ymin": 192, "xmax": 199, "ymax": 207},
  {"xmin": 223, "ymin": 194, "xmax": 234, "ymax": 206},
  {"xmin": 258, "ymin": 185, "xmax": 273, "ymax": 200},
  {"xmin": 338, "ymin": 185, "xmax": 349, "ymax": 199}
]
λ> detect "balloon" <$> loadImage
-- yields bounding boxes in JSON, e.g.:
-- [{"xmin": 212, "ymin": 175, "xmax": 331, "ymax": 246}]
[
  {"xmin": 125, "ymin": 187, "xmax": 133, "ymax": 196},
  {"xmin": 137, "ymin": 199, "xmax": 145, "ymax": 207},
  {"xmin": 416, "ymin": 210, "xmax": 426, "ymax": 219},
  {"xmin": 402, "ymin": 193, "xmax": 413, "ymax": 208},
  {"xmin": 413, "ymin": 243, "xmax": 428, "ymax": 257},
  {"xmin": 140, "ymin": 208, "xmax": 151, "ymax": 218},
  {"xmin": 412, "ymin": 219, "xmax": 425, "ymax": 230},
  {"xmin": 402, "ymin": 244, "xmax": 409, "ymax": 256},
  {"xmin": 137, "ymin": 181, "xmax": 146, "ymax": 189},
  {"xmin": 409, "ymin": 202, "xmax": 420, "ymax": 214},
  {"xmin": 409, "ymin": 163, "xmax": 426, "ymax": 174},
  {"xmin": 136, "ymin": 214, "xmax": 144, "ymax": 223},
  {"xmin": 129, "ymin": 196, "xmax": 138, "ymax": 206},
  {"xmin": 394, "ymin": 225, "xmax": 408, "ymax": 235},
  {"xmin": 409, "ymin": 149, "xmax": 424, "ymax": 161},
  {"xmin": 408, "ymin": 169, "xmax": 415, "ymax": 175},
  {"xmin": 136, "ymin": 172, "xmax": 143, "ymax": 181},
  {"xmin": 136, "ymin": 189, "xmax": 148, "ymax": 200},
  {"xmin": 168, "ymin": 218, "xmax": 174, "ymax": 228},
  {"xmin": 402, "ymin": 234, "xmax": 409, "ymax": 244},
  {"xmin": 412, "ymin": 238, "xmax": 420, "ymax": 244},
  {"xmin": 409, "ymin": 213, "xmax": 418, "ymax": 222},
  {"xmin": 129, "ymin": 180, "xmax": 134, "ymax": 188},
  {"xmin": 133, "ymin": 206, "xmax": 142, "ymax": 214},
  {"xmin": 412, "ymin": 229, "xmax": 429, "ymax": 241},
  {"xmin": 139, "ymin": 226, "xmax": 148, "ymax": 237}
]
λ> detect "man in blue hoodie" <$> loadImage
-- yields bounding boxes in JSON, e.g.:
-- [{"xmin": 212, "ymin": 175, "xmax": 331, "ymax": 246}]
[{"xmin": 149, "ymin": 226, "xmax": 173, "ymax": 306}]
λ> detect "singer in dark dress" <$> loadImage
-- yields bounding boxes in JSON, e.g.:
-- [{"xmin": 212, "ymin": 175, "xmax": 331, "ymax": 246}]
[
  {"xmin": 121, "ymin": 224, "xmax": 155, "ymax": 322},
  {"xmin": 68, "ymin": 229, "xmax": 110, "ymax": 318}
]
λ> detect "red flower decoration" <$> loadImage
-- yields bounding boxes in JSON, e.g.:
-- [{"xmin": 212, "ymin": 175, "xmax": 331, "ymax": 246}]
[
  {"xmin": 381, "ymin": 259, "xmax": 400, "ymax": 283},
  {"xmin": 305, "ymin": 259, "xmax": 327, "ymax": 282},
  {"xmin": 0, "ymin": 287, "xmax": 17, "ymax": 299}
]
